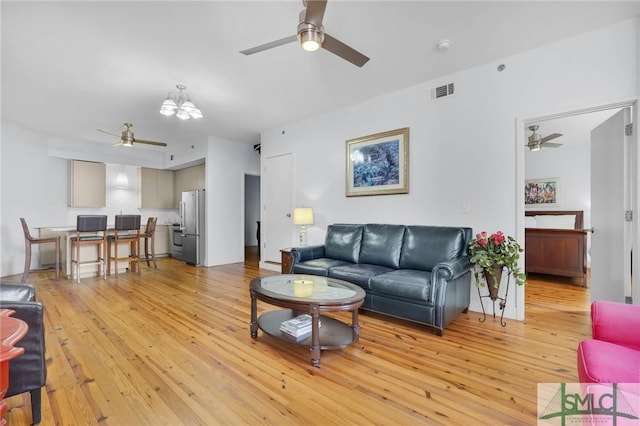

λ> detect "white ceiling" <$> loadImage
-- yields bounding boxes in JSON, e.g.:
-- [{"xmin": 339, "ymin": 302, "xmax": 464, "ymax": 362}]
[{"xmin": 2, "ymin": 1, "xmax": 639, "ymax": 151}]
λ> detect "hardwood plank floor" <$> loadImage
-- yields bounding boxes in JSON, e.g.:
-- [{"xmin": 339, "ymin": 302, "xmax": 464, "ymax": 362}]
[{"xmin": 3, "ymin": 252, "xmax": 591, "ymax": 425}]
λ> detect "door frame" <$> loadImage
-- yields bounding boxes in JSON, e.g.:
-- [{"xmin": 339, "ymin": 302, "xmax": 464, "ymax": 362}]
[{"xmin": 516, "ymin": 97, "xmax": 639, "ymax": 319}]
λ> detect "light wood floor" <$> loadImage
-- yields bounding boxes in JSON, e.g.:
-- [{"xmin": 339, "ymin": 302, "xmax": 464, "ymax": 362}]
[{"xmin": 4, "ymin": 250, "xmax": 591, "ymax": 425}]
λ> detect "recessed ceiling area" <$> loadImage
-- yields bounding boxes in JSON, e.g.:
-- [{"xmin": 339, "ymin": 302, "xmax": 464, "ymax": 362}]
[{"xmin": 2, "ymin": 1, "xmax": 639, "ymax": 150}]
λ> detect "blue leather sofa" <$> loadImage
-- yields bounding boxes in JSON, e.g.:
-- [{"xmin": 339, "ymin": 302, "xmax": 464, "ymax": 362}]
[{"xmin": 289, "ymin": 224, "xmax": 473, "ymax": 335}]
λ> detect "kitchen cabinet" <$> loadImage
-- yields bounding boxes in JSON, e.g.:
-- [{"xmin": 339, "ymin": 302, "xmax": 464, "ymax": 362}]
[
  {"xmin": 69, "ymin": 160, "xmax": 106, "ymax": 207},
  {"xmin": 174, "ymin": 164, "xmax": 205, "ymax": 207},
  {"xmin": 138, "ymin": 167, "xmax": 175, "ymax": 209},
  {"xmin": 153, "ymin": 225, "xmax": 170, "ymax": 256}
]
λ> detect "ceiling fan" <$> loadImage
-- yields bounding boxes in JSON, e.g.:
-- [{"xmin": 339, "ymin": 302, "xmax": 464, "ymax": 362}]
[
  {"xmin": 97, "ymin": 123, "xmax": 167, "ymax": 147},
  {"xmin": 240, "ymin": 0, "xmax": 369, "ymax": 68},
  {"xmin": 526, "ymin": 125, "xmax": 563, "ymax": 151}
]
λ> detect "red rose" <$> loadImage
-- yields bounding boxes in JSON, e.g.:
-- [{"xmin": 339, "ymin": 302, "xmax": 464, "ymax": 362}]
[{"xmin": 491, "ymin": 231, "xmax": 505, "ymax": 245}]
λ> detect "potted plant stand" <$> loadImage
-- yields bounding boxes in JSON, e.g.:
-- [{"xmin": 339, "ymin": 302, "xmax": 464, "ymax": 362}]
[{"xmin": 477, "ymin": 266, "xmax": 510, "ymax": 327}]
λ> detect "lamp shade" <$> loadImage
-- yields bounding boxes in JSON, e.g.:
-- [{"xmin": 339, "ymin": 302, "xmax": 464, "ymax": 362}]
[{"xmin": 293, "ymin": 207, "xmax": 314, "ymax": 225}]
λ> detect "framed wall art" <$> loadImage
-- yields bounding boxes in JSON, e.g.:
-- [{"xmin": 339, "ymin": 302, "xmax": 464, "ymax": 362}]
[
  {"xmin": 525, "ymin": 177, "xmax": 559, "ymax": 207},
  {"xmin": 345, "ymin": 127, "xmax": 409, "ymax": 197}
]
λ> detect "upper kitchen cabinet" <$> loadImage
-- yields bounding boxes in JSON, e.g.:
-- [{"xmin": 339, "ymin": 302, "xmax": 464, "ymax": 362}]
[
  {"xmin": 69, "ymin": 160, "xmax": 106, "ymax": 207},
  {"xmin": 138, "ymin": 167, "xmax": 175, "ymax": 209},
  {"xmin": 174, "ymin": 164, "xmax": 205, "ymax": 206}
]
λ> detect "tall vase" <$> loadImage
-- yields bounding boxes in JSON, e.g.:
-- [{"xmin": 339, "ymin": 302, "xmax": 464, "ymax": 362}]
[{"xmin": 483, "ymin": 265, "xmax": 504, "ymax": 301}]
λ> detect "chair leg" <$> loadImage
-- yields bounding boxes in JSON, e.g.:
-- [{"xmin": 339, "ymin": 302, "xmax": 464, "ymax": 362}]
[
  {"xmin": 107, "ymin": 240, "xmax": 111, "ymax": 276},
  {"xmin": 136, "ymin": 240, "xmax": 141, "ymax": 275},
  {"xmin": 144, "ymin": 238, "xmax": 151, "ymax": 267},
  {"xmin": 76, "ymin": 241, "xmax": 81, "ymax": 284},
  {"xmin": 151, "ymin": 236, "xmax": 157, "ymax": 269},
  {"xmin": 114, "ymin": 242, "xmax": 118, "ymax": 277},
  {"xmin": 22, "ymin": 241, "xmax": 32, "ymax": 283},
  {"xmin": 30, "ymin": 387, "xmax": 42, "ymax": 424},
  {"xmin": 101, "ymin": 242, "xmax": 106, "ymax": 279}
]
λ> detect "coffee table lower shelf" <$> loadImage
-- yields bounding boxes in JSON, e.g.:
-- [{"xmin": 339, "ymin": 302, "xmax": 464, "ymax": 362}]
[{"xmin": 256, "ymin": 309, "xmax": 358, "ymax": 358}]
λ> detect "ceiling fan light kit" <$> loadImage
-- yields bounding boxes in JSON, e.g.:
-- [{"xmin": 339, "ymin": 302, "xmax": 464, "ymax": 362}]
[
  {"xmin": 159, "ymin": 84, "xmax": 203, "ymax": 120},
  {"xmin": 298, "ymin": 23, "xmax": 324, "ymax": 52}
]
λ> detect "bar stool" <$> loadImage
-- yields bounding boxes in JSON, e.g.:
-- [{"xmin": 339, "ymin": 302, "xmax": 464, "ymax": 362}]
[
  {"xmin": 70, "ymin": 215, "xmax": 108, "ymax": 283},
  {"xmin": 20, "ymin": 218, "xmax": 60, "ymax": 282},
  {"xmin": 107, "ymin": 215, "xmax": 141, "ymax": 277},
  {"xmin": 140, "ymin": 217, "xmax": 157, "ymax": 269}
]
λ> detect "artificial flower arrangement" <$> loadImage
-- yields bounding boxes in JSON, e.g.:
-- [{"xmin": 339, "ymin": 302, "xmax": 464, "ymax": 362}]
[{"xmin": 468, "ymin": 231, "xmax": 527, "ymax": 288}]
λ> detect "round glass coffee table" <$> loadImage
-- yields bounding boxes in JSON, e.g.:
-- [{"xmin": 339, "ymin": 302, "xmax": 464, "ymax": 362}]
[{"xmin": 250, "ymin": 274, "xmax": 365, "ymax": 367}]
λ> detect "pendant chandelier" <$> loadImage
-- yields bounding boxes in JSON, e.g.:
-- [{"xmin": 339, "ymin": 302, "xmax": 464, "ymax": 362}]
[{"xmin": 159, "ymin": 84, "xmax": 203, "ymax": 120}]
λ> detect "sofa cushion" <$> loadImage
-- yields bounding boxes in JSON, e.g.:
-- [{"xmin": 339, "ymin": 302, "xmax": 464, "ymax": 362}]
[
  {"xmin": 577, "ymin": 339, "xmax": 640, "ymax": 385},
  {"xmin": 324, "ymin": 224, "xmax": 363, "ymax": 264},
  {"xmin": 400, "ymin": 226, "xmax": 466, "ymax": 271},
  {"xmin": 358, "ymin": 224, "xmax": 405, "ymax": 269},
  {"xmin": 293, "ymin": 258, "xmax": 352, "ymax": 276},
  {"xmin": 329, "ymin": 264, "xmax": 393, "ymax": 290},
  {"xmin": 369, "ymin": 269, "xmax": 433, "ymax": 302}
]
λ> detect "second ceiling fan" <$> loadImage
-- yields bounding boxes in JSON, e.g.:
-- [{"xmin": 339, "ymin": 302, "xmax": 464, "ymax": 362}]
[
  {"xmin": 526, "ymin": 125, "xmax": 563, "ymax": 151},
  {"xmin": 97, "ymin": 123, "xmax": 167, "ymax": 147},
  {"xmin": 240, "ymin": 0, "xmax": 369, "ymax": 68}
]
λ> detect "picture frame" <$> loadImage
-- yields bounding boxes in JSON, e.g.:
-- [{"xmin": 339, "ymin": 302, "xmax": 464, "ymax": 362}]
[
  {"xmin": 525, "ymin": 177, "xmax": 559, "ymax": 206},
  {"xmin": 345, "ymin": 127, "xmax": 409, "ymax": 197}
]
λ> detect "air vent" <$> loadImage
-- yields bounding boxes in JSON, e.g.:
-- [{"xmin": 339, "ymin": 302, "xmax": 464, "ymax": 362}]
[{"xmin": 429, "ymin": 83, "xmax": 455, "ymax": 101}]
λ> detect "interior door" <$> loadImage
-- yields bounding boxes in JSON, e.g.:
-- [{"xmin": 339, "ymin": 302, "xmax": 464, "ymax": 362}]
[
  {"xmin": 263, "ymin": 153, "xmax": 293, "ymax": 265},
  {"xmin": 590, "ymin": 108, "xmax": 632, "ymax": 303}
]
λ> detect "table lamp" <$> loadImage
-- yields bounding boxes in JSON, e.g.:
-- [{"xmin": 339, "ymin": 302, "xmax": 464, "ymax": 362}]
[{"xmin": 293, "ymin": 207, "xmax": 314, "ymax": 246}]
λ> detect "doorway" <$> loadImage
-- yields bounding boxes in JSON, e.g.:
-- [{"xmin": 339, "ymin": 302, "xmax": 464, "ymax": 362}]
[
  {"xmin": 517, "ymin": 99, "xmax": 639, "ymax": 318},
  {"xmin": 244, "ymin": 174, "xmax": 260, "ymax": 265}
]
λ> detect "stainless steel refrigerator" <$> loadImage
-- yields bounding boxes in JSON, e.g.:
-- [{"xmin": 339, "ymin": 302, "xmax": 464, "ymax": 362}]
[{"xmin": 180, "ymin": 189, "xmax": 205, "ymax": 265}]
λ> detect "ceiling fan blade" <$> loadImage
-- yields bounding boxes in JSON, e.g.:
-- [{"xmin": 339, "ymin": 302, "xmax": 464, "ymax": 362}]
[
  {"xmin": 97, "ymin": 128, "xmax": 121, "ymax": 138},
  {"xmin": 240, "ymin": 35, "xmax": 297, "ymax": 55},
  {"xmin": 113, "ymin": 140, "xmax": 124, "ymax": 147},
  {"xmin": 541, "ymin": 133, "xmax": 562, "ymax": 143},
  {"xmin": 542, "ymin": 142, "xmax": 563, "ymax": 148},
  {"xmin": 304, "ymin": 0, "xmax": 327, "ymax": 28},
  {"xmin": 134, "ymin": 139, "xmax": 168, "ymax": 147},
  {"xmin": 322, "ymin": 33, "xmax": 370, "ymax": 67}
]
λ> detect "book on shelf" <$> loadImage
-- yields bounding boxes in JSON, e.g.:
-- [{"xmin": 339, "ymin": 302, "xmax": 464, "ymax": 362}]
[
  {"xmin": 280, "ymin": 327, "xmax": 311, "ymax": 340},
  {"xmin": 279, "ymin": 314, "xmax": 320, "ymax": 337}
]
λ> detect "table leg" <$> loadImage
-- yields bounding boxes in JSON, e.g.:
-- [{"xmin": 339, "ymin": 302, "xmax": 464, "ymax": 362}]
[
  {"xmin": 250, "ymin": 289, "xmax": 258, "ymax": 338},
  {"xmin": 310, "ymin": 308, "xmax": 321, "ymax": 367},
  {"xmin": 352, "ymin": 309, "xmax": 361, "ymax": 343}
]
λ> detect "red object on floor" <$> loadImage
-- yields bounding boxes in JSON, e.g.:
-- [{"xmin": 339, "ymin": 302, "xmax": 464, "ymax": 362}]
[{"xmin": 0, "ymin": 309, "xmax": 28, "ymax": 426}]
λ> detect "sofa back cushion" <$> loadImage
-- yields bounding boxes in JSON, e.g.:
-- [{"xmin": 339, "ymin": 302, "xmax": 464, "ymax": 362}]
[
  {"xmin": 358, "ymin": 224, "xmax": 405, "ymax": 269},
  {"xmin": 400, "ymin": 226, "xmax": 469, "ymax": 271},
  {"xmin": 324, "ymin": 224, "xmax": 363, "ymax": 264}
]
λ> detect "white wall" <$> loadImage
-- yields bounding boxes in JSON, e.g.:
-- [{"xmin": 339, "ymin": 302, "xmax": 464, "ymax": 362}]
[
  {"xmin": 204, "ymin": 136, "xmax": 260, "ymax": 266},
  {"xmin": 260, "ymin": 18, "xmax": 639, "ymax": 319}
]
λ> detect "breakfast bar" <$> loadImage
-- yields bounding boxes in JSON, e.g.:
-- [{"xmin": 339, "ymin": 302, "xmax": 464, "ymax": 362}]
[{"xmin": 36, "ymin": 224, "xmax": 171, "ymax": 280}]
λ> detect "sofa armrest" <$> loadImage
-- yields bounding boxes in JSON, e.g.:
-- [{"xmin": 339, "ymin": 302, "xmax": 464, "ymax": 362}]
[
  {"xmin": 0, "ymin": 282, "xmax": 36, "ymax": 302},
  {"xmin": 432, "ymin": 257, "xmax": 472, "ymax": 281},
  {"xmin": 592, "ymin": 300, "xmax": 640, "ymax": 351},
  {"xmin": 291, "ymin": 245, "xmax": 326, "ymax": 263}
]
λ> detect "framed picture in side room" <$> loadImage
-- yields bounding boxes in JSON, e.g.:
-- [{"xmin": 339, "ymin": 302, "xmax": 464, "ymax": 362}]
[
  {"xmin": 345, "ymin": 127, "xmax": 409, "ymax": 197},
  {"xmin": 525, "ymin": 177, "xmax": 559, "ymax": 207}
]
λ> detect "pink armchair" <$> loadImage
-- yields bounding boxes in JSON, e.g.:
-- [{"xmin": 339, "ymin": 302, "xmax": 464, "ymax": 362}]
[{"xmin": 577, "ymin": 300, "xmax": 640, "ymax": 392}]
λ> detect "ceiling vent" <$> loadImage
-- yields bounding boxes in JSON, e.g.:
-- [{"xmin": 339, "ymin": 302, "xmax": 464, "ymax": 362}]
[{"xmin": 429, "ymin": 83, "xmax": 455, "ymax": 101}]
